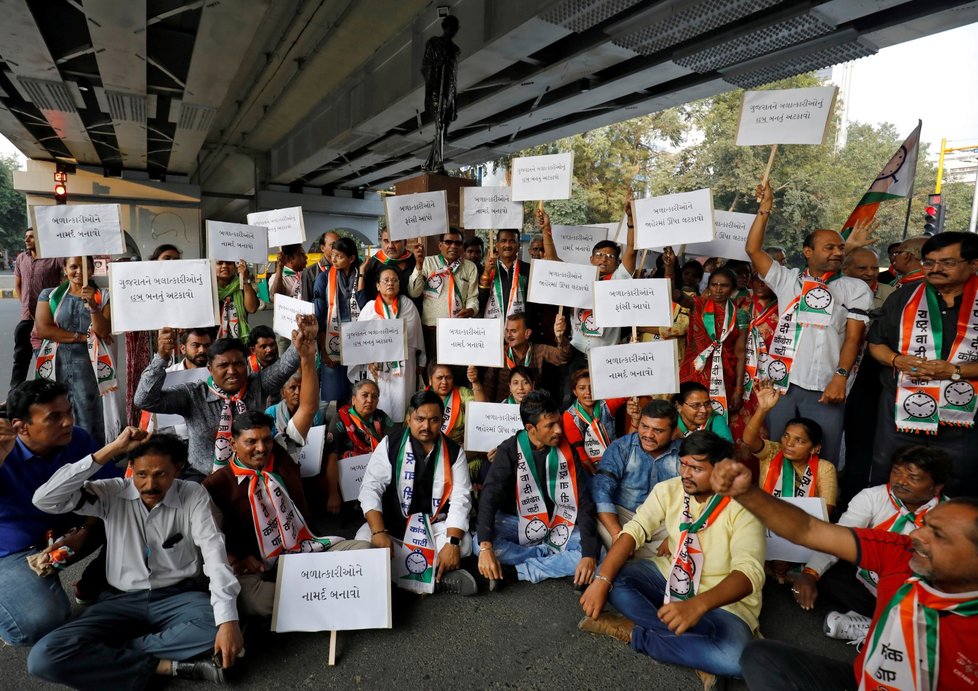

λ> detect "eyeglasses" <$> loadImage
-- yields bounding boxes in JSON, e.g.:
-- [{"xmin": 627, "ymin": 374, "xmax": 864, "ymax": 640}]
[
  {"xmin": 592, "ymin": 252, "xmax": 617, "ymax": 261},
  {"xmin": 379, "ymin": 278, "xmax": 400, "ymax": 285},
  {"xmin": 922, "ymin": 258, "xmax": 972, "ymax": 269},
  {"xmin": 683, "ymin": 401, "xmax": 712, "ymax": 410},
  {"xmin": 441, "ymin": 239, "xmax": 463, "ymax": 246}
]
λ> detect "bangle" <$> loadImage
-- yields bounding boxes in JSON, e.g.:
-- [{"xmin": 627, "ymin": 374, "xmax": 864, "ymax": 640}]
[
  {"xmin": 758, "ymin": 210, "xmax": 770, "ymax": 216},
  {"xmin": 801, "ymin": 567, "xmax": 820, "ymax": 581},
  {"xmin": 371, "ymin": 529, "xmax": 388, "ymax": 536},
  {"xmin": 480, "ymin": 544, "xmax": 494, "ymax": 552},
  {"xmin": 593, "ymin": 574, "xmax": 614, "ymax": 589},
  {"xmin": 890, "ymin": 353, "xmax": 900, "ymax": 367}
]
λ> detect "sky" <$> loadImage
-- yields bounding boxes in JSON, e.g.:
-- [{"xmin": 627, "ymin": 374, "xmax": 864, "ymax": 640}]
[{"xmin": 2, "ymin": 19, "xmax": 977, "ymax": 168}]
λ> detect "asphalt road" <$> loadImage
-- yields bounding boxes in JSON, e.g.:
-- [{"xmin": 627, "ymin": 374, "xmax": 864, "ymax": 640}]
[{"xmin": 0, "ymin": 296, "xmax": 857, "ymax": 689}]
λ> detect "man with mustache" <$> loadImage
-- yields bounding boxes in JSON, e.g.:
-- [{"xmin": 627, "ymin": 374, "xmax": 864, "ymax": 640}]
[
  {"xmin": 867, "ymin": 231, "xmax": 978, "ymax": 497},
  {"xmin": 710, "ymin": 457, "xmax": 978, "ymax": 691}
]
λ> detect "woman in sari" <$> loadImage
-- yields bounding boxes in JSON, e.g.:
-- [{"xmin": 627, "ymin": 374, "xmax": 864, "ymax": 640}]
[
  {"xmin": 425, "ymin": 362, "xmax": 486, "ymax": 446},
  {"xmin": 34, "ymin": 256, "xmax": 120, "ymax": 445},
  {"xmin": 314, "ymin": 236, "xmax": 362, "ymax": 403},
  {"xmin": 348, "ymin": 267, "xmax": 425, "ymax": 423},
  {"xmin": 672, "ymin": 381, "xmax": 733, "ymax": 442},
  {"xmin": 733, "ymin": 273, "xmax": 779, "ymax": 439},
  {"xmin": 215, "ymin": 259, "xmax": 259, "ymax": 340}
]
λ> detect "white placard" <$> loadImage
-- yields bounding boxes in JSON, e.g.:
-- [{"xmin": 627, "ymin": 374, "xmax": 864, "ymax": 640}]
[
  {"xmin": 593, "ymin": 278, "xmax": 672, "ymax": 328},
  {"xmin": 683, "ymin": 210, "xmax": 754, "ymax": 262},
  {"xmin": 298, "ymin": 424, "xmax": 326, "ymax": 478},
  {"xmin": 34, "ymin": 204, "xmax": 125, "ymax": 258},
  {"xmin": 526, "ymin": 259, "xmax": 598, "ymax": 310},
  {"xmin": 338, "ymin": 453, "xmax": 371, "ymax": 502},
  {"xmin": 461, "ymin": 186, "xmax": 523, "ymax": 229},
  {"xmin": 272, "ymin": 294, "xmax": 315, "ymax": 339},
  {"xmin": 272, "ymin": 550, "xmax": 392, "ymax": 632},
  {"xmin": 206, "ymin": 220, "xmax": 269, "ymax": 265},
  {"xmin": 339, "ymin": 319, "xmax": 406, "ymax": 367},
  {"xmin": 765, "ymin": 497, "xmax": 829, "ymax": 562},
  {"xmin": 588, "ymin": 340, "xmax": 679, "ymax": 400},
  {"xmin": 153, "ymin": 367, "xmax": 209, "ymax": 429},
  {"xmin": 593, "ymin": 219, "xmax": 627, "ymax": 246},
  {"xmin": 633, "ymin": 189, "xmax": 715, "ymax": 250},
  {"xmin": 246, "ymin": 206, "xmax": 306, "ymax": 247},
  {"xmin": 551, "ymin": 225, "xmax": 607, "ymax": 265},
  {"xmin": 510, "ymin": 152, "xmax": 574, "ymax": 201},
  {"xmin": 384, "ymin": 190, "xmax": 449, "ymax": 242},
  {"xmin": 463, "ymin": 402, "xmax": 525, "ymax": 453},
  {"xmin": 735, "ymin": 86, "xmax": 838, "ymax": 146},
  {"xmin": 109, "ymin": 260, "xmax": 218, "ymax": 334},
  {"xmin": 436, "ymin": 318, "xmax": 504, "ymax": 368}
]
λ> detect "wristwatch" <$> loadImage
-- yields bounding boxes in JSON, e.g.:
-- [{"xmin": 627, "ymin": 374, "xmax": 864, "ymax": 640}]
[
  {"xmin": 448, "ymin": 536, "xmax": 461, "ymax": 546},
  {"xmin": 951, "ymin": 365, "xmax": 962, "ymax": 381},
  {"xmin": 835, "ymin": 367, "xmax": 850, "ymax": 379}
]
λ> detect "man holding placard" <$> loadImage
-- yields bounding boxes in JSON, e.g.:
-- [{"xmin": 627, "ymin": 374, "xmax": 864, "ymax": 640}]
[
  {"xmin": 483, "ymin": 312, "xmax": 572, "ymax": 402},
  {"xmin": 478, "ymin": 229, "xmax": 531, "ymax": 322},
  {"xmin": 476, "ymin": 391, "xmax": 598, "ymax": 589},
  {"xmin": 359, "ymin": 227, "xmax": 414, "ymax": 303},
  {"xmin": 357, "ymin": 390, "xmax": 476, "ymax": 595}
]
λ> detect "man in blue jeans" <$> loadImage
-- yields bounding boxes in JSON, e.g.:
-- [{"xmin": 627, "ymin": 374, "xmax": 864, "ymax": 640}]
[
  {"xmin": 0, "ymin": 380, "xmax": 118, "ymax": 646},
  {"xmin": 579, "ymin": 432, "xmax": 764, "ymax": 690},
  {"xmin": 476, "ymin": 391, "xmax": 598, "ymax": 589}
]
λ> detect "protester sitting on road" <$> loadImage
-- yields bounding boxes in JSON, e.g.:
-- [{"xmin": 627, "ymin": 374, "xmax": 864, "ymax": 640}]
[
  {"xmin": 246, "ymin": 325, "xmax": 279, "ymax": 373},
  {"xmin": 672, "ymin": 381, "xmax": 733, "ymax": 442},
  {"xmin": 424, "ymin": 362, "xmax": 486, "ymax": 447},
  {"xmin": 481, "ymin": 312, "xmax": 571, "ymax": 402},
  {"xmin": 562, "ymin": 368, "xmax": 628, "ymax": 475},
  {"xmin": 263, "ymin": 316, "xmax": 323, "ymax": 462},
  {"xmin": 579, "ymin": 431, "xmax": 764, "ymax": 689},
  {"xmin": 504, "ymin": 365, "xmax": 535, "ymax": 405}
]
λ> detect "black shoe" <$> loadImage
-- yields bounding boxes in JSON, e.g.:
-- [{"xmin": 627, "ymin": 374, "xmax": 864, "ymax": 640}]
[
  {"xmin": 436, "ymin": 569, "xmax": 478, "ymax": 596},
  {"xmin": 487, "ymin": 564, "xmax": 518, "ymax": 592},
  {"xmin": 173, "ymin": 660, "xmax": 226, "ymax": 684}
]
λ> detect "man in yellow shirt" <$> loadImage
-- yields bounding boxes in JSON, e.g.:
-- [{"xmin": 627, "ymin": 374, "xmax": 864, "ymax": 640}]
[{"xmin": 579, "ymin": 431, "xmax": 765, "ymax": 689}]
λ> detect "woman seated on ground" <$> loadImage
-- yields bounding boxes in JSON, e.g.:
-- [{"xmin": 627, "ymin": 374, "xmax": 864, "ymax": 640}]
[
  {"xmin": 264, "ymin": 324, "xmax": 324, "ymax": 463},
  {"xmin": 424, "ymin": 362, "xmax": 487, "ymax": 447},
  {"xmin": 563, "ymin": 368, "xmax": 628, "ymax": 475},
  {"xmin": 672, "ymin": 381, "xmax": 733, "ymax": 442},
  {"xmin": 503, "ymin": 365, "xmax": 535, "ymax": 405}
]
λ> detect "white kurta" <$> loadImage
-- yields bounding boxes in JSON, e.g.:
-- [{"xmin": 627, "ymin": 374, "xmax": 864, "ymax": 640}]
[{"xmin": 348, "ymin": 296, "xmax": 426, "ymax": 423}]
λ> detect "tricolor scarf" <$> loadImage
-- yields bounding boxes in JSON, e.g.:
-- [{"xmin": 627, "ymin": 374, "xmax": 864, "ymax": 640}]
[
  {"xmin": 394, "ymin": 432, "xmax": 453, "ymax": 593},
  {"xmin": 337, "ymin": 405, "xmax": 383, "ymax": 456},
  {"xmin": 282, "ymin": 266, "xmax": 301, "ymax": 298},
  {"xmin": 664, "ymin": 493, "xmax": 731, "ymax": 603},
  {"xmin": 577, "ymin": 273, "xmax": 614, "ymax": 337},
  {"xmin": 855, "ymin": 489, "xmax": 942, "ymax": 595},
  {"xmin": 895, "ymin": 277, "xmax": 978, "ymax": 434},
  {"xmin": 208, "ymin": 376, "xmax": 248, "ymax": 472},
  {"xmin": 504, "ymin": 395, "xmax": 518, "ymax": 404},
  {"xmin": 485, "ymin": 260, "xmax": 526, "ymax": 319},
  {"xmin": 424, "ymin": 255, "xmax": 464, "ymax": 316},
  {"xmin": 892, "ymin": 268, "xmax": 925, "ymax": 287},
  {"xmin": 744, "ymin": 299, "xmax": 778, "ymax": 396},
  {"xmin": 505, "ymin": 344, "xmax": 532, "ymax": 369},
  {"xmin": 373, "ymin": 295, "xmax": 404, "ymax": 376},
  {"xmin": 693, "ymin": 299, "xmax": 736, "ymax": 420},
  {"xmin": 375, "ymin": 249, "xmax": 411, "ymax": 265},
  {"xmin": 677, "ymin": 413, "xmax": 721, "ymax": 437},
  {"xmin": 247, "ymin": 354, "xmax": 261, "ymax": 373},
  {"xmin": 35, "ymin": 282, "xmax": 122, "ymax": 441},
  {"xmin": 325, "ymin": 266, "xmax": 360, "ymax": 359},
  {"xmin": 217, "ymin": 276, "xmax": 249, "ymax": 339},
  {"xmin": 569, "ymin": 401, "xmax": 611, "ymax": 463},
  {"xmin": 515, "ymin": 431, "xmax": 578, "ymax": 552},
  {"xmin": 229, "ymin": 454, "xmax": 330, "ymax": 561},
  {"xmin": 761, "ymin": 450, "xmax": 819, "ymax": 499},
  {"xmin": 860, "ymin": 576, "xmax": 978, "ymax": 691},
  {"xmin": 439, "ymin": 388, "xmax": 462, "ymax": 436}
]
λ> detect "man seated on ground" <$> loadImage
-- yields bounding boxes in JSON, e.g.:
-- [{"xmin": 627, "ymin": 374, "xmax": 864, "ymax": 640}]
[
  {"xmin": 246, "ymin": 325, "xmax": 279, "ymax": 373},
  {"xmin": 204, "ymin": 412, "xmax": 369, "ymax": 618},
  {"xmin": 476, "ymin": 391, "xmax": 598, "ymax": 589},
  {"xmin": 792, "ymin": 445, "xmax": 948, "ymax": 640},
  {"xmin": 579, "ymin": 431, "xmax": 764, "ymax": 689},
  {"xmin": 0, "ymin": 380, "xmax": 120, "ymax": 645},
  {"xmin": 482, "ymin": 312, "xmax": 571, "ymax": 402},
  {"xmin": 592, "ymin": 400, "xmax": 682, "ymax": 557},
  {"xmin": 357, "ymin": 390, "xmax": 476, "ymax": 595},
  {"xmin": 135, "ymin": 318, "xmax": 308, "ymax": 479},
  {"xmin": 711, "ymin": 458, "xmax": 978, "ymax": 691},
  {"xmin": 30, "ymin": 431, "xmax": 243, "ymax": 686}
]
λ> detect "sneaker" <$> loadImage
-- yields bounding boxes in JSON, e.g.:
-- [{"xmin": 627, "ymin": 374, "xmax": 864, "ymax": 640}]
[
  {"xmin": 436, "ymin": 569, "xmax": 478, "ymax": 596},
  {"xmin": 824, "ymin": 610, "xmax": 871, "ymax": 642},
  {"xmin": 694, "ymin": 669, "xmax": 727, "ymax": 691},
  {"xmin": 173, "ymin": 659, "xmax": 226, "ymax": 684},
  {"xmin": 577, "ymin": 613, "xmax": 634, "ymax": 645}
]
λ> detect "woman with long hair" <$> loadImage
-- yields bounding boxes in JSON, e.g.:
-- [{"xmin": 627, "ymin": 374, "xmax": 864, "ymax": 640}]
[{"xmin": 314, "ymin": 236, "xmax": 361, "ymax": 404}]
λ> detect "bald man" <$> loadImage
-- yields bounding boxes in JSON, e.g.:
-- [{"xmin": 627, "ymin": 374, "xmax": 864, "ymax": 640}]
[
  {"xmin": 889, "ymin": 237, "xmax": 926, "ymax": 286},
  {"xmin": 746, "ymin": 182, "xmax": 872, "ymax": 467},
  {"xmin": 843, "ymin": 247, "xmax": 895, "ymax": 309}
]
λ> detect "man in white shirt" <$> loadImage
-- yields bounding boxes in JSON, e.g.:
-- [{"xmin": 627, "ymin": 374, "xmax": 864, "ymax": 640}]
[
  {"xmin": 746, "ymin": 181, "xmax": 872, "ymax": 466},
  {"xmin": 29, "ymin": 430, "xmax": 243, "ymax": 686}
]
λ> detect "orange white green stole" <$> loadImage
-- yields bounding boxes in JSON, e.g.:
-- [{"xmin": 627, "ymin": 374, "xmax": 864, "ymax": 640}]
[{"xmin": 515, "ymin": 431, "xmax": 578, "ymax": 552}]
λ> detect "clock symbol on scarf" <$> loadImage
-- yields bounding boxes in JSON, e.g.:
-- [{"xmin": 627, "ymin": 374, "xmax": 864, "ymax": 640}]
[
  {"xmin": 710, "ymin": 400, "xmax": 725, "ymax": 416},
  {"xmin": 767, "ymin": 360, "xmax": 788, "ymax": 382},
  {"xmin": 903, "ymin": 392, "xmax": 938, "ymax": 419},
  {"xmin": 548, "ymin": 523, "xmax": 570, "ymax": 547},
  {"xmin": 405, "ymin": 549, "xmax": 428, "ymax": 574},
  {"xmin": 804, "ymin": 287, "xmax": 832, "ymax": 311},
  {"xmin": 944, "ymin": 380, "xmax": 975, "ymax": 408}
]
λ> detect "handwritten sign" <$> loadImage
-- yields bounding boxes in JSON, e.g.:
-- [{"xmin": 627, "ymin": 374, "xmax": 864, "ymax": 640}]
[
  {"xmin": 593, "ymin": 278, "xmax": 672, "ymax": 328},
  {"xmin": 436, "ymin": 318, "xmax": 503, "ymax": 368},
  {"xmin": 153, "ymin": 367, "xmax": 209, "ymax": 430},
  {"xmin": 272, "ymin": 294, "xmax": 315, "ymax": 339},
  {"xmin": 683, "ymin": 210, "xmax": 754, "ymax": 262},
  {"xmin": 511, "ymin": 152, "xmax": 574, "ymax": 201},
  {"xmin": 384, "ymin": 190, "xmax": 449, "ymax": 242},
  {"xmin": 633, "ymin": 189, "xmax": 715, "ymax": 250},
  {"xmin": 765, "ymin": 497, "xmax": 828, "ymax": 562},
  {"xmin": 527, "ymin": 259, "xmax": 598, "ymax": 310},
  {"xmin": 206, "ymin": 220, "xmax": 268, "ymax": 265},
  {"xmin": 298, "ymin": 424, "xmax": 326, "ymax": 478},
  {"xmin": 340, "ymin": 320, "xmax": 406, "ymax": 367},
  {"xmin": 272, "ymin": 550, "xmax": 392, "ymax": 632},
  {"xmin": 735, "ymin": 86, "xmax": 838, "ymax": 146},
  {"xmin": 34, "ymin": 204, "xmax": 125, "ymax": 258},
  {"xmin": 463, "ymin": 402, "xmax": 525, "ymax": 453},
  {"xmin": 338, "ymin": 452, "xmax": 371, "ymax": 502},
  {"xmin": 109, "ymin": 259, "xmax": 217, "ymax": 334},
  {"xmin": 551, "ymin": 225, "xmax": 607, "ymax": 266},
  {"xmin": 246, "ymin": 206, "xmax": 306, "ymax": 247},
  {"xmin": 461, "ymin": 186, "xmax": 523, "ymax": 229},
  {"xmin": 588, "ymin": 339, "xmax": 679, "ymax": 400}
]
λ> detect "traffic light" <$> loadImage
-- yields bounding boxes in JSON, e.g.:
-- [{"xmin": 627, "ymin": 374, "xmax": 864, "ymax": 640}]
[
  {"xmin": 923, "ymin": 193, "xmax": 944, "ymax": 234},
  {"xmin": 54, "ymin": 181, "xmax": 68, "ymax": 204}
]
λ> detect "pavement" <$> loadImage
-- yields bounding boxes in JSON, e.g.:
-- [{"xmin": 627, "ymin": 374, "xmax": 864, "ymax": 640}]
[{"xmin": 0, "ymin": 296, "xmax": 857, "ymax": 690}]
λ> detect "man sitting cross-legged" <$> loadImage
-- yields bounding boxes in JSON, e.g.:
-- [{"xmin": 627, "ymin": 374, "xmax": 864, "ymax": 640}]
[{"xmin": 579, "ymin": 431, "xmax": 764, "ymax": 690}]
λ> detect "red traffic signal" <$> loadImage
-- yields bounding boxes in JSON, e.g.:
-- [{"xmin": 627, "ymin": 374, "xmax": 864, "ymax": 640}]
[
  {"xmin": 924, "ymin": 205, "xmax": 938, "ymax": 218},
  {"xmin": 54, "ymin": 183, "xmax": 68, "ymax": 204}
]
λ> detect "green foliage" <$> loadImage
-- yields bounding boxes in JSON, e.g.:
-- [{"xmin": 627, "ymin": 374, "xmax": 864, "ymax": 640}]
[{"xmin": 0, "ymin": 154, "xmax": 28, "ymax": 259}]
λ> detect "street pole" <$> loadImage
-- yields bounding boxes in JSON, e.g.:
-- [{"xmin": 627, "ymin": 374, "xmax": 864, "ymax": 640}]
[{"xmin": 969, "ymin": 159, "xmax": 978, "ymax": 233}]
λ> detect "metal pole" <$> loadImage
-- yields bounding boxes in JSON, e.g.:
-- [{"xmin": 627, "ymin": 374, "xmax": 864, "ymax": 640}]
[
  {"xmin": 969, "ymin": 159, "xmax": 978, "ymax": 233},
  {"xmin": 902, "ymin": 176, "xmax": 916, "ymax": 240},
  {"xmin": 936, "ymin": 138, "xmax": 947, "ymax": 194}
]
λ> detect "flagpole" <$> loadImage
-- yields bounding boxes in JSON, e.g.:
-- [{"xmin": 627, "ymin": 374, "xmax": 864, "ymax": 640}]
[{"xmin": 901, "ymin": 176, "xmax": 916, "ymax": 240}]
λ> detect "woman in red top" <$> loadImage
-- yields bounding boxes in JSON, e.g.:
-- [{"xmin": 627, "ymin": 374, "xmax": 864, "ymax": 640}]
[{"xmin": 562, "ymin": 368, "xmax": 627, "ymax": 474}]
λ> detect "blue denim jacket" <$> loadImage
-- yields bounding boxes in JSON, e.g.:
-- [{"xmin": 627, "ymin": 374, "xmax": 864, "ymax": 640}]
[{"xmin": 591, "ymin": 434, "xmax": 681, "ymax": 514}]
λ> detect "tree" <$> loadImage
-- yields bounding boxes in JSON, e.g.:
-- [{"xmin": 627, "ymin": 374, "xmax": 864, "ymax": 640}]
[{"xmin": 0, "ymin": 154, "xmax": 28, "ymax": 260}]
